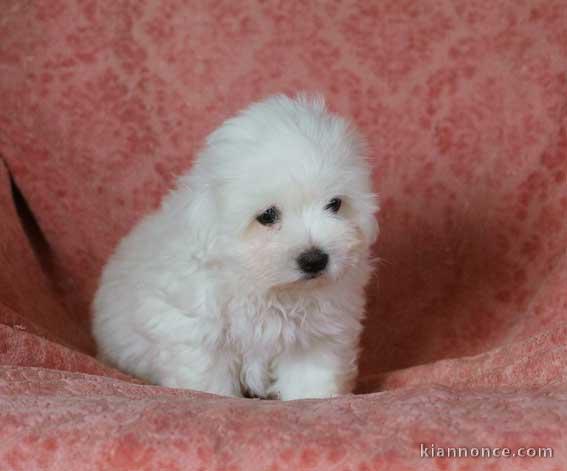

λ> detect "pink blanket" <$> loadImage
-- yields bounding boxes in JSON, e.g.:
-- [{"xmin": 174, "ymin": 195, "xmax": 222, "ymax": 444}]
[{"xmin": 1, "ymin": 0, "xmax": 567, "ymax": 469}]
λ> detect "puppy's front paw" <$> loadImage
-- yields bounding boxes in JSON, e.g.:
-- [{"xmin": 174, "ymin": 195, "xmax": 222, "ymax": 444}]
[
  {"xmin": 274, "ymin": 381, "xmax": 343, "ymax": 401},
  {"xmin": 270, "ymin": 351, "xmax": 354, "ymax": 401}
]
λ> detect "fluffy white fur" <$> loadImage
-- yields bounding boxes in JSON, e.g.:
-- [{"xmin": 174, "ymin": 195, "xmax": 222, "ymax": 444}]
[{"xmin": 92, "ymin": 94, "xmax": 379, "ymax": 400}]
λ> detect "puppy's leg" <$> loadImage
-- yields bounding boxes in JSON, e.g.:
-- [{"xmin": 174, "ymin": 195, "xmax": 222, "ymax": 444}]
[
  {"xmin": 96, "ymin": 297, "xmax": 242, "ymax": 397},
  {"xmin": 270, "ymin": 343, "xmax": 357, "ymax": 400},
  {"xmin": 157, "ymin": 347, "xmax": 242, "ymax": 397},
  {"xmin": 143, "ymin": 316, "xmax": 242, "ymax": 396}
]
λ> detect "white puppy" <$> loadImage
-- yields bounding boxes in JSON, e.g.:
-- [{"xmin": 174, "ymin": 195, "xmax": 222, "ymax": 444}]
[{"xmin": 92, "ymin": 94, "xmax": 378, "ymax": 400}]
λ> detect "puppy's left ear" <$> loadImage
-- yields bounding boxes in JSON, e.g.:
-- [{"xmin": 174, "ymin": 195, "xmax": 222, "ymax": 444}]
[
  {"xmin": 366, "ymin": 218, "xmax": 379, "ymax": 247},
  {"xmin": 360, "ymin": 193, "xmax": 380, "ymax": 246}
]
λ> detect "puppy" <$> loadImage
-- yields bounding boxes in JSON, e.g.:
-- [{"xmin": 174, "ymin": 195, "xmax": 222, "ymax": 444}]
[{"xmin": 92, "ymin": 94, "xmax": 379, "ymax": 400}]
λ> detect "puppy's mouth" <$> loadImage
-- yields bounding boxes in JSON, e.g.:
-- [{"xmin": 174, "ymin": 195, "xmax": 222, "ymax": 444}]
[
  {"xmin": 272, "ymin": 270, "xmax": 333, "ymax": 292},
  {"xmin": 300, "ymin": 269, "xmax": 334, "ymax": 286},
  {"xmin": 302, "ymin": 272, "xmax": 324, "ymax": 281}
]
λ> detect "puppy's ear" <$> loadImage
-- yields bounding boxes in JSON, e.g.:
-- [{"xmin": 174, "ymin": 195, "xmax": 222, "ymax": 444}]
[
  {"xmin": 359, "ymin": 193, "xmax": 380, "ymax": 246},
  {"xmin": 367, "ymin": 214, "xmax": 380, "ymax": 246},
  {"xmin": 163, "ymin": 171, "xmax": 220, "ymax": 247}
]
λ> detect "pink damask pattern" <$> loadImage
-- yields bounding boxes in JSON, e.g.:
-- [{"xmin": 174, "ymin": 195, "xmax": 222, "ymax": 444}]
[{"xmin": 1, "ymin": 0, "xmax": 567, "ymax": 469}]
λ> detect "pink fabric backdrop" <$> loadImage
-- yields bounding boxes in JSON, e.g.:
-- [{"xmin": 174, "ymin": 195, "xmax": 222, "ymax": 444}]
[{"xmin": 1, "ymin": 0, "xmax": 567, "ymax": 469}]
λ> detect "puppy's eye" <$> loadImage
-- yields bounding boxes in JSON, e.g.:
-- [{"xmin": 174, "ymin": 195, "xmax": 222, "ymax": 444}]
[
  {"xmin": 256, "ymin": 206, "xmax": 280, "ymax": 225},
  {"xmin": 325, "ymin": 197, "xmax": 342, "ymax": 213}
]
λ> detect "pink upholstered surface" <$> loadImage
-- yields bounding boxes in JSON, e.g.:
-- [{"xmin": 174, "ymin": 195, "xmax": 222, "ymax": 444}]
[{"xmin": 1, "ymin": 0, "xmax": 567, "ymax": 469}]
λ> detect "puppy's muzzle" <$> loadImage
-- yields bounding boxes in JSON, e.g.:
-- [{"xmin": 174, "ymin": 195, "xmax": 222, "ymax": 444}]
[{"xmin": 297, "ymin": 248, "xmax": 329, "ymax": 278}]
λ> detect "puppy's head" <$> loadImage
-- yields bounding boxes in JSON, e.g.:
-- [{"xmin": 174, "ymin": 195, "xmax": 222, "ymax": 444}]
[{"xmin": 186, "ymin": 94, "xmax": 378, "ymax": 291}]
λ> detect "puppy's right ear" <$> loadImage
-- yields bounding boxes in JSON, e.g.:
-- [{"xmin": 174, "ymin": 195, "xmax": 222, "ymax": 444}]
[{"xmin": 162, "ymin": 171, "xmax": 220, "ymax": 245}]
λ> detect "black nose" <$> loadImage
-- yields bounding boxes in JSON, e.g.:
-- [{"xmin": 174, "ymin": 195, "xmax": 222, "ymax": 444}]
[{"xmin": 297, "ymin": 248, "xmax": 329, "ymax": 275}]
